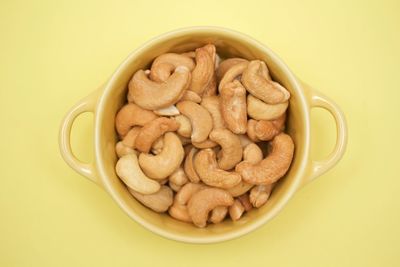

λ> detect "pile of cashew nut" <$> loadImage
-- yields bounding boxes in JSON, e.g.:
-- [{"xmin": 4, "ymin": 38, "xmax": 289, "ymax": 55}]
[{"xmin": 114, "ymin": 44, "xmax": 294, "ymax": 228}]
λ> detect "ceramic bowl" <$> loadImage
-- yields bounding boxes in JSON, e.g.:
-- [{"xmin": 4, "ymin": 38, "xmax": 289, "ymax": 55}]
[{"xmin": 59, "ymin": 27, "xmax": 347, "ymax": 243}]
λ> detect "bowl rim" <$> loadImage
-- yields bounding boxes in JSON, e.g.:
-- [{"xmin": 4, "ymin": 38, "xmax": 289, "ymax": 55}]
[{"xmin": 95, "ymin": 26, "xmax": 310, "ymax": 243}]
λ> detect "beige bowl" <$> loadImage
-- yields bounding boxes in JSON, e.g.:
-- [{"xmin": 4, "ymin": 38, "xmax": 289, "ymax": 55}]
[{"xmin": 59, "ymin": 27, "xmax": 347, "ymax": 243}]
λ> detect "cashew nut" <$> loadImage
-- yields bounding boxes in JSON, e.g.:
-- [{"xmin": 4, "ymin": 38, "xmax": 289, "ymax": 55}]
[
  {"xmin": 176, "ymin": 101, "xmax": 213, "ymax": 143},
  {"xmin": 139, "ymin": 132, "xmax": 184, "ymax": 179},
  {"xmin": 189, "ymin": 44, "xmax": 215, "ymax": 95},
  {"xmin": 220, "ymin": 80, "xmax": 247, "ymax": 134},
  {"xmin": 153, "ymin": 105, "xmax": 180, "ymax": 116},
  {"xmin": 238, "ymin": 194, "xmax": 253, "ymax": 212},
  {"xmin": 192, "ymin": 139, "xmax": 218, "ymax": 149},
  {"xmin": 169, "ymin": 167, "xmax": 189, "ymax": 186},
  {"xmin": 173, "ymin": 115, "xmax": 192, "ymax": 138},
  {"xmin": 202, "ymin": 44, "xmax": 217, "ymax": 97},
  {"xmin": 180, "ymin": 90, "xmax": 202, "ymax": 103},
  {"xmin": 188, "ymin": 188, "xmax": 234, "ymax": 227},
  {"xmin": 115, "ymin": 154, "xmax": 160, "ymax": 194},
  {"xmin": 150, "ymin": 53, "xmax": 195, "ymax": 82},
  {"xmin": 249, "ymin": 184, "xmax": 274, "ymax": 208},
  {"xmin": 229, "ymin": 199, "xmax": 245, "ymax": 221},
  {"xmin": 209, "ymin": 129, "xmax": 243, "ymax": 170},
  {"xmin": 135, "ymin": 117, "xmax": 179, "ymax": 153},
  {"xmin": 247, "ymin": 114, "xmax": 286, "ymax": 142},
  {"xmin": 209, "ymin": 206, "xmax": 228, "ymax": 224},
  {"xmin": 200, "ymin": 95, "xmax": 226, "ymax": 129},
  {"xmin": 128, "ymin": 185, "xmax": 173, "ymax": 212},
  {"xmin": 236, "ymin": 133, "xmax": 294, "ymax": 185},
  {"xmin": 184, "ymin": 146, "xmax": 200, "ymax": 183},
  {"xmin": 194, "ymin": 148, "xmax": 241, "ymax": 189},
  {"xmin": 115, "ymin": 103, "xmax": 158, "ymax": 137},
  {"xmin": 128, "ymin": 66, "xmax": 191, "ymax": 110},
  {"xmin": 218, "ymin": 61, "xmax": 249, "ymax": 92},
  {"xmin": 226, "ymin": 143, "xmax": 262, "ymax": 196},
  {"xmin": 169, "ymin": 183, "xmax": 206, "ymax": 222},
  {"xmin": 115, "ymin": 141, "xmax": 137, "ymax": 158},
  {"xmin": 247, "ymin": 94, "xmax": 288, "ymax": 120},
  {"xmin": 217, "ymin": 57, "xmax": 248, "ymax": 81},
  {"xmin": 241, "ymin": 60, "xmax": 290, "ymax": 104},
  {"xmin": 121, "ymin": 127, "xmax": 141, "ymax": 148}
]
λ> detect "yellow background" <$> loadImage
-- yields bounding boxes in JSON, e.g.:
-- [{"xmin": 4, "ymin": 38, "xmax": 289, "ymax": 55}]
[{"xmin": 1, "ymin": 0, "xmax": 399, "ymax": 266}]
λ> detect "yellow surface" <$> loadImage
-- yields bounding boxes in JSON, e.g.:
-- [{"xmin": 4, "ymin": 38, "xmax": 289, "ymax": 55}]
[{"xmin": 0, "ymin": 0, "xmax": 399, "ymax": 266}]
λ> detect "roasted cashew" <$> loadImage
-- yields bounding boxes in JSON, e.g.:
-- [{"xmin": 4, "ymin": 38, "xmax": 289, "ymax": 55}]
[
  {"xmin": 192, "ymin": 139, "xmax": 218, "ymax": 149},
  {"xmin": 173, "ymin": 115, "xmax": 192, "ymax": 138},
  {"xmin": 188, "ymin": 188, "xmax": 234, "ymax": 227},
  {"xmin": 189, "ymin": 44, "xmax": 215, "ymax": 95},
  {"xmin": 128, "ymin": 66, "xmax": 191, "ymax": 110},
  {"xmin": 217, "ymin": 57, "xmax": 248, "ymax": 81},
  {"xmin": 150, "ymin": 53, "xmax": 195, "ymax": 82},
  {"xmin": 249, "ymin": 184, "xmax": 274, "ymax": 208},
  {"xmin": 176, "ymin": 101, "xmax": 213, "ymax": 143},
  {"xmin": 128, "ymin": 185, "xmax": 173, "ymax": 212},
  {"xmin": 135, "ymin": 117, "xmax": 179, "ymax": 153},
  {"xmin": 115, "ymin": 103, "xmax": 158, "ymax": 137},
  {"xmin": 220, "ymin": 80, "xmax": 247, "ymax": 134},
  {"xmin": 139, "ymin": 132, "xmax": 184, "ymax": 179},
  {"xmin": 169, "ymin": 183, "xmax": 206, "ymax": 222},
  {"xmin": 180, "ymin": 90, "xmax": 202, "ymax": 103},
  {"xmin": 241, "ymin": 60, "xmax": 290, "ymax": 104},
  {"xmin": 202, "ymin": 44, "xmax": 217, "ymax": 97},
  {"xmin": 226, "ymin": 143, "xmax": 262, "ymax": 196},
  {"xmin": 247, "ymin": 94, "xmax": 288, "ymax": 120},
  {"xmin": 247, "ymin": 114, "xmax": 286, "ymax": 142},
  {"xmin": 194, "ymin": 148, "xmax": 241, "ymax": 189},
  {"xmin": 209, "ymin": 129, "xmax": 243, "ymax": 170},
  {"xmin": 236, "ymin": 133, "xmax": 294, "ymax": 185},
  {"xmin": 200, "ymin": 95, "xmax": 226, "ymax": 130},
  {"xmin": 209, "ymin": 206, "xmax": 228, "ymax": 224},
  {"xmin": 229, "ymin": 199, "xmax": 245, "ymax": 221},
  {"xmin": 153, "ymin": 105, "xmax": 180, "ymax": 116},
  {"xmin": 115, "ymin": 154, "xmax": 160, "ymax": 194},
  {"xmin": 184, "ymin": 146, "xmax": 200, "ymax": 183},
  {"xmin": 121, "ymin": 127, "xmax": 141, "ymax": 148},
  {"xmin": 218, "ymin": 61, "xmax": 249, "ymax": 92},
  {"xmin": 169, "ymin": 167, "xmax": 189, "ymax": 186},
  {"xmin": 238, "ymin": 194, "xmax": 253, "ymax": 211},
  {"xmin": 115, "ymin": 141, "xmax": 137, "ymax": 158}
]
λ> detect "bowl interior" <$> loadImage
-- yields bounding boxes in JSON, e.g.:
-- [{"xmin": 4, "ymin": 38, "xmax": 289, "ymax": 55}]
[{"xmin": 96, "ymin": 28, "xmax": 309, "ymax": 243}]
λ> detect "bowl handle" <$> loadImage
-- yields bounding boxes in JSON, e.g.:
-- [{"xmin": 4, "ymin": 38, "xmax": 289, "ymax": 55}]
[
  {"xmin": 301, "ymin": 82, "xmax": 348, "ymax": 186},
  {"xmin": 59, "ymin": 90, "xmax": 100, "ymax": 185}
]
